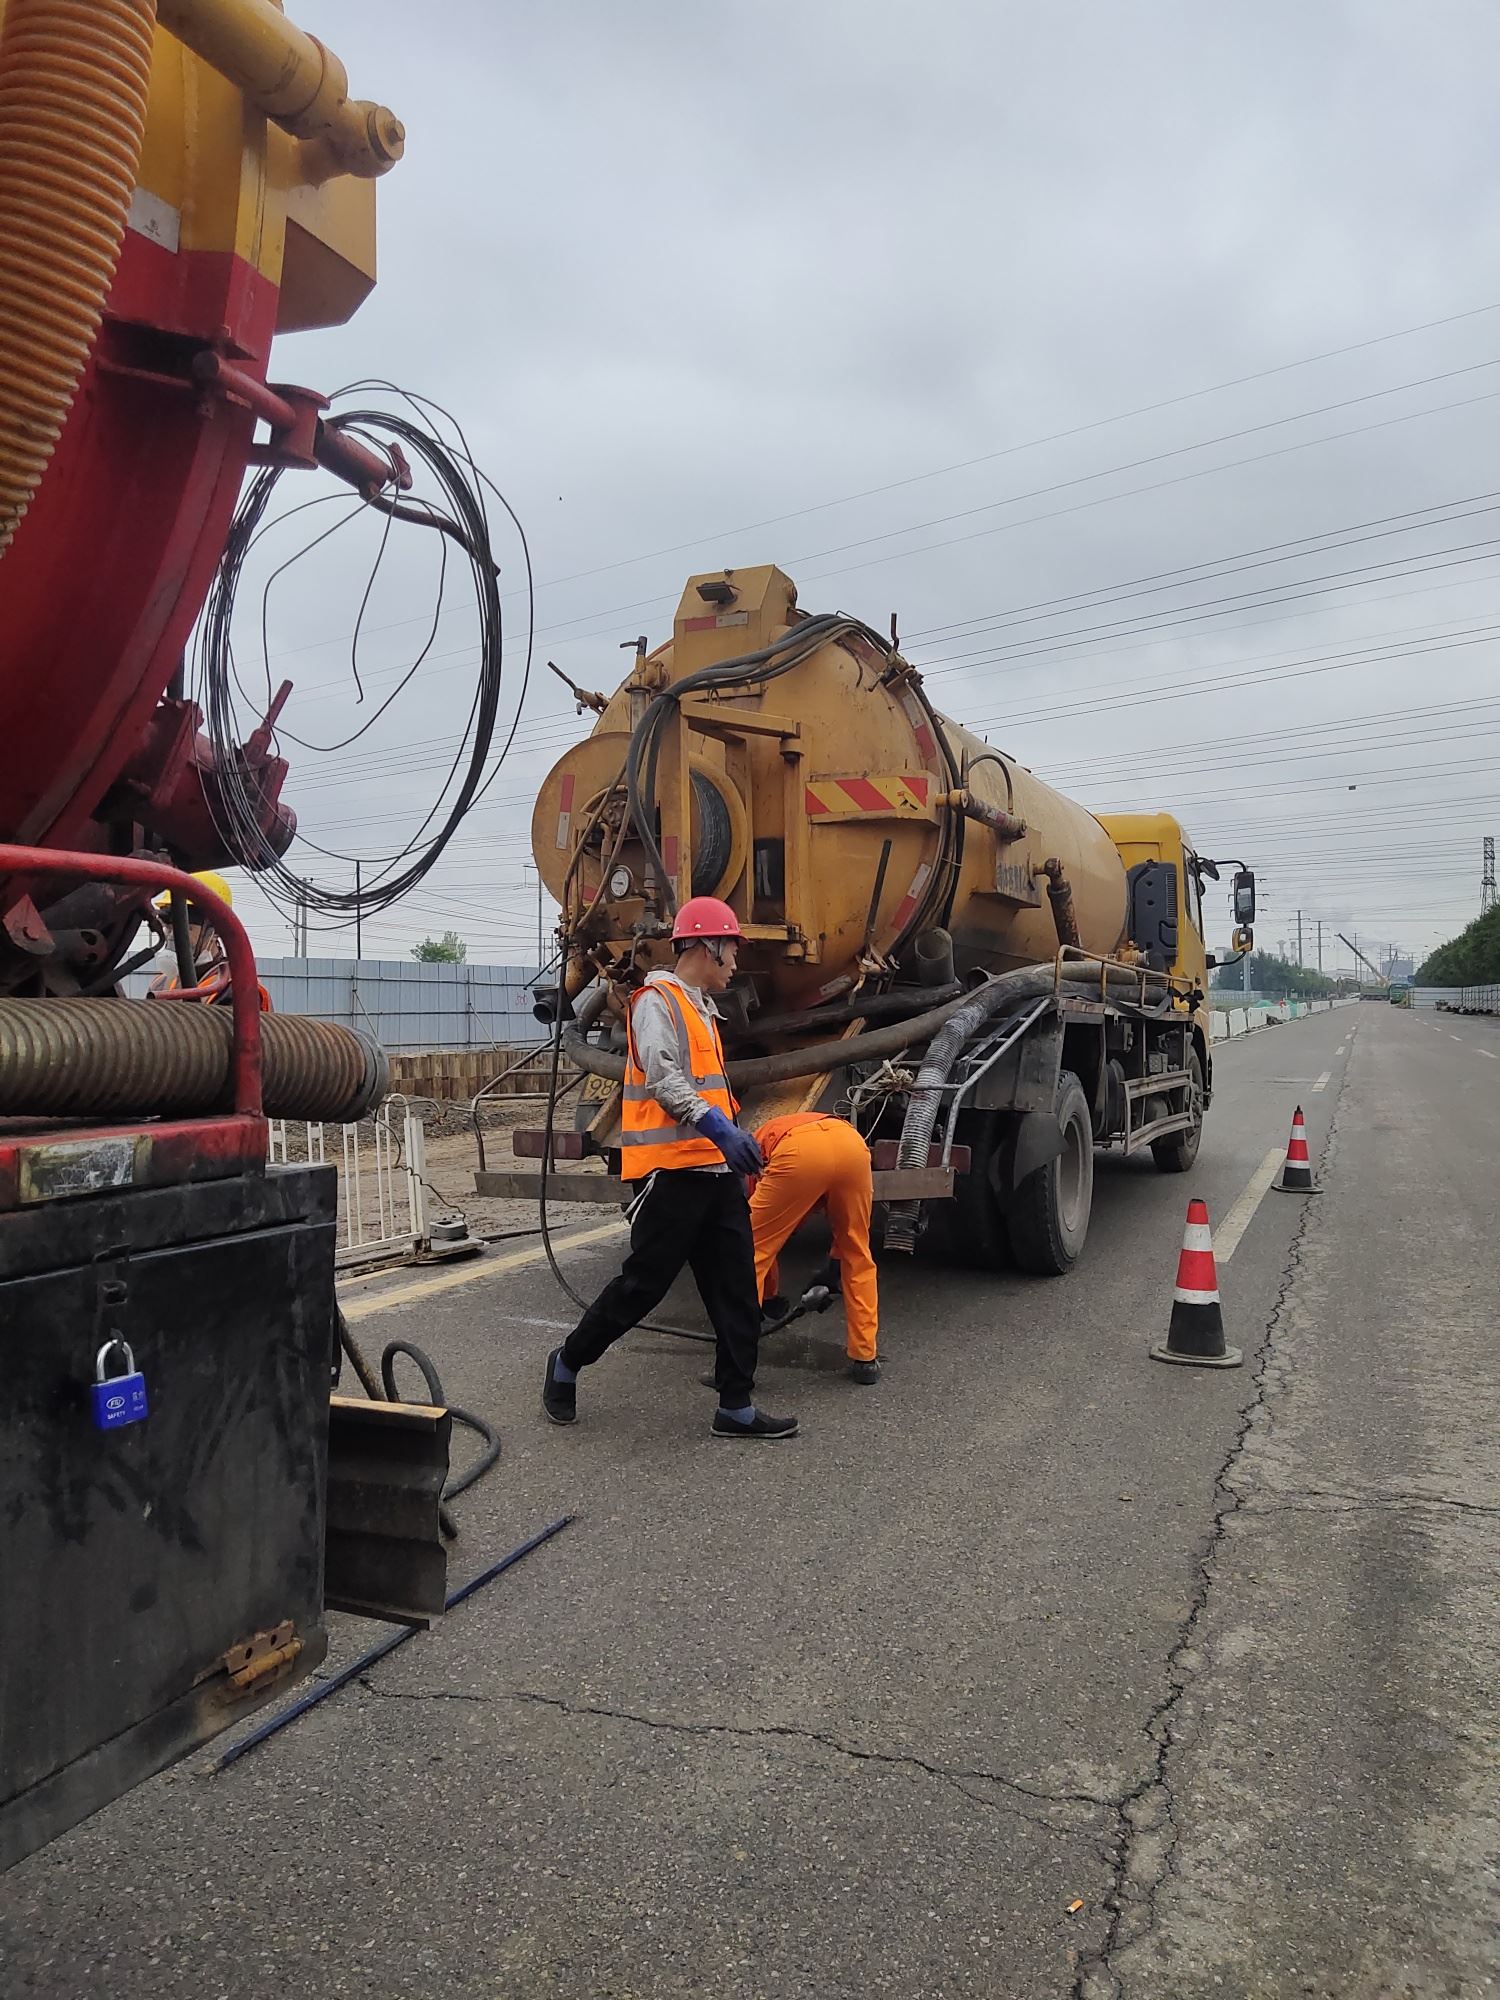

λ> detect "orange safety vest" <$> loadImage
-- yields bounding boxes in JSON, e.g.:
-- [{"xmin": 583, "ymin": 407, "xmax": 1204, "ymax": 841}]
[{"xmin": 621, "ymin": 979, "xmax": 738, "ymax": 1180}]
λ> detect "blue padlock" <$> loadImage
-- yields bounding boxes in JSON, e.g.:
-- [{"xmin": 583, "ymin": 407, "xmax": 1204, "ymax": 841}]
[{"xmin": 92, "ymin": 1338, "xmax": 148, "ymax": 1431}]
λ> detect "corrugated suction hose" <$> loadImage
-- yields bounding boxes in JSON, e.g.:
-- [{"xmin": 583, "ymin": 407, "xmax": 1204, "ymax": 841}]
[
  {"xmin": 0, "ymin": 999, "xmax": 388, "ymax": 1123},
  {"xmin": 0, "ymin": 0, "xmax": 156, "ymax": 556}
]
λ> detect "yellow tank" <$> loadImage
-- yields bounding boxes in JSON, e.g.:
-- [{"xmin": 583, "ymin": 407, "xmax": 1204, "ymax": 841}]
[{"xmin": 532, "ymin": 566, "xmax": 1133, "ymax": 1016}]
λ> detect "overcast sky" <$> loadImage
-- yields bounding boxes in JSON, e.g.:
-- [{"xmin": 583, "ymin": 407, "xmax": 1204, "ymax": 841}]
[{"xmin": 222, "ymin": 0, "xmax": 1500, "ymax": 980}]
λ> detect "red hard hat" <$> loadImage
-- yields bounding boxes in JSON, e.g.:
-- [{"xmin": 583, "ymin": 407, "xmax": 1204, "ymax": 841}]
[{"xmin": 671, "ymin": 895, "xmax": 742, "ymax": 943}]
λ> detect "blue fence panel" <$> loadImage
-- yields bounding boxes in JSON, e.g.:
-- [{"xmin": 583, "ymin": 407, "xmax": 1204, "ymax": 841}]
[{"xmin": 124, "ymin": 957, "xmax": 545, "ymax": 1051}]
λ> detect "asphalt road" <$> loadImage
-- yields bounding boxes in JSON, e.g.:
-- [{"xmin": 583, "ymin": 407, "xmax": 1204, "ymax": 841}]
[{"xmin": 3, "ymin": 1003, "xmax": 1496, "ymax": 1999}]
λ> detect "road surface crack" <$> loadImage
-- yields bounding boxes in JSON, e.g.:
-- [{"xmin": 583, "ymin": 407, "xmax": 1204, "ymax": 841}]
[
  {"xmin": 1072, "ymin": 1082, "xmax": 1347, "ymax": 2000},
  {"xmin": 359, "ymin": 1681, "xmax": 1109, "ymax": 1832},
  {"xmin": 1246, "ymin": 1488, "xmax": 1500, "ymax": 1520}
]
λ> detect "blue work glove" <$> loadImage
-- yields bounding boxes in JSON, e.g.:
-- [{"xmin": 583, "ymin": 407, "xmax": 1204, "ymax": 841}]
[{"xmin": 696, "ymin": 1106, "xmax": 765, "ymax": 1176}]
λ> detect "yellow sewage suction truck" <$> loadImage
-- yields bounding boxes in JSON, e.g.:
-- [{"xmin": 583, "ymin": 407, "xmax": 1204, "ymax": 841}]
[{"xmin": 509, "ymin": 565, "xmax": 1255, "ymax": 1275}]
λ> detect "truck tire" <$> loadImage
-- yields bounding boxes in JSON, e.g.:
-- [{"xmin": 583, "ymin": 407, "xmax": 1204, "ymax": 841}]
[
  {"xmin": 1005, "ymin": 1070, "xmax": 1093, "ymax": 1276},
  {"xmin": 1151, "ymin": 1048, "xmax": 1204, "ymax": 1174},
  {"xmin": 939, "ymin": 1109, "xmax": 1012, "ymax": 1271}
]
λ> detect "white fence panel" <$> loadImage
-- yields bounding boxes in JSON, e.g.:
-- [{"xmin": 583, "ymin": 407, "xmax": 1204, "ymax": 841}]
[{"xmin": 269, "ymin": 1095, "xmax": 430, "ymax": 1270}]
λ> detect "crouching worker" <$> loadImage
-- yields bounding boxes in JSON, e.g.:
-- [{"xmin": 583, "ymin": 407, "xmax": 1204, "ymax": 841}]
[
  {"xmin": 541, "ymin": 898, "xmax": 799, "ymax": 1440},
  {"xmin": 750, "ymin": 1113, "xmax": 881, "ymax": 1384}
]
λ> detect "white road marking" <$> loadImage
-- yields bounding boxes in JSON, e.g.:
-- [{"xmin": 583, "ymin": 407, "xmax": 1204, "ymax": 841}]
[
  {"xmin": 1312, "ymin": 1070, "xmax": 1332, "ymax": 1092},
  {"xmin": 1215, "ymin": 1148, "xmax": 1286, "ymax": 1264},
  {"xmin": 1480, "ymin": 1050, "xmax": 1498, "ymax": 1060},
  {"xmin": 1335, "ymin": 1044, "xmax": 1346, "ymax": 1055},
  {"xmin": 340, "ymin": 1219, "xmax": 625, "ymax": 1323},
  {"xmin": 1451, "ymin": 1035, "xmax": 1464, "ymax": 1042}
]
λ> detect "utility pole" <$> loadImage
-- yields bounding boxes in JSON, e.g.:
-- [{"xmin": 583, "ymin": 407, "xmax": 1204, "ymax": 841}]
[
  {"xmin": 1316, "ymin": 919, "xmax": 1323, "ymax": 974},
  {"xmin": 354, "ymin": 861, "xmax": 362, "ymax": 962},
  {"xmin": 1483, "ymin": 835, "xmax": 1496, "ymax": 916},
  {"xmin": 1296, "ymin": 910, "xmax": 1304, "ymax": 967}
]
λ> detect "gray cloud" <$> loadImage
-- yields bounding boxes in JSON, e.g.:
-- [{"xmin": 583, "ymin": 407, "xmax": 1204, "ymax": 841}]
[{"xmin": 227, "ymin": 0, "xmax": 1500, "ymax": 975}]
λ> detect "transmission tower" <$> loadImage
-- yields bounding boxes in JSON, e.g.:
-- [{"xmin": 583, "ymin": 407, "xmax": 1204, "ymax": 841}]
[{"xmin": 1484, "ymin": 836, "xmax": 1497, "ymax": 917}]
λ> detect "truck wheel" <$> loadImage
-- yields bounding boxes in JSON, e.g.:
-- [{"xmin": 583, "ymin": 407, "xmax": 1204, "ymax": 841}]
[
  {"xmin": 1151, "ymin": 1049, "xmax": 1204, "ymax": 1174},
  {"xmin": 947, "ymin": 1110, "xmax": 1012, "ymax": 1271},
  {"xmin": 1006, "ymin": 1070, "xmax": 1093, "ymax": 1276}
]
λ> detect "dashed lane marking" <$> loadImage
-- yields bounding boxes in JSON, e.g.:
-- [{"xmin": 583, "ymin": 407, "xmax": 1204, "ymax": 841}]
[
  {"xmin": 1215, "ymin": 1148, "xmax": 1287, "ymax": 1264},
  {"xmin": 1312, "ymin": 1070, "xmax": 1332, "ymax": 1092}
]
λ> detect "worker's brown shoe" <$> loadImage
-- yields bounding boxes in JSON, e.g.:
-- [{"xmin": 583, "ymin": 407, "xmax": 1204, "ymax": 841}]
[
  {"xmin": 848, "ymin": 1360, "xmax": 881, "ymax": 1386},
  {"xmin": 710, "ymin": 1408, "xmax": 799, "ymax": 1439}
]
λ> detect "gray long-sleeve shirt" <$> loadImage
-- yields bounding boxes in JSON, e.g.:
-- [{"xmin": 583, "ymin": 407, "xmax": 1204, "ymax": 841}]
[{"xmin": 630, "ymin": 969, "xmax": 730, "ymax": 1168}]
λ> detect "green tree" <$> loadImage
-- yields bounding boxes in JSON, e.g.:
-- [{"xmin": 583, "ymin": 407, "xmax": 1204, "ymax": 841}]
[
  {"xmin": 412, "ymin": 930, "xmax": 467, "ymax": 964},
  {"xmin": 1211, "ymin": 950, "xmax": 1334, "ymax": 999},
  {"xmin": 1416, "ymin": 905, "xmax": 1500, "ymax": 985}
]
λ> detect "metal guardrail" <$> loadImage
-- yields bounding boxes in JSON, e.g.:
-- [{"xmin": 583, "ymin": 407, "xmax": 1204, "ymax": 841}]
[
  {"xmin": 268, "ymin": 1094, "xmax": 430, "ymax": 1269},
  {"xmin": 1441, "ymin": 985, "xmax": 1500, "ymax": 1015}
]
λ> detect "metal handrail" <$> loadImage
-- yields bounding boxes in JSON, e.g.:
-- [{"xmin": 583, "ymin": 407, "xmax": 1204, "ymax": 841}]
[{"xmin": 938, "ymin": 994, "xmax": 1054, "ymax": 1166}]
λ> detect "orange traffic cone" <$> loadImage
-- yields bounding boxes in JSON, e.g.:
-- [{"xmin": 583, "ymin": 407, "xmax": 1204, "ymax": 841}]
[
  {"xmin": 1150, "ymin": 1199, "xmax": 1242, "ymax": 1368},
  {"xmin": 1275, "ymin": 1105, "xmax": 1320, "ymax": 1193}
]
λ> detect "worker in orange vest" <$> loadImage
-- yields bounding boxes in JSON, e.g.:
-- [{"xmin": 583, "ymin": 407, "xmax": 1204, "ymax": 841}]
[
  {"xmin": 542, "ymin": 897, "xmax": 798, "ymax": 1440},
  {"xmin": 750, "ymin": 1113, "xmax": 881, "ymax": 1384}
]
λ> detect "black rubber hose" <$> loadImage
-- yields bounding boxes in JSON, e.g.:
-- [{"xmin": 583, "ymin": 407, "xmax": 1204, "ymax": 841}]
[
  {"xmin": 170, "ymin": 888, "xmax": 197, "ymax": 989},
  {"xmin": 381, "ymin": 1338, "xmax": 503, "ymax": 1522},
  {"xmin": 883, "ymin": 963, "xmax": 1172, "ymax": 1251},
  {"xmin": 740, "ymin": 981, "xmax": 962, "ymax": 1041},
  {"xmin": 564, "ymin": 962, "xmax": 1172, "ymax": 1090}
]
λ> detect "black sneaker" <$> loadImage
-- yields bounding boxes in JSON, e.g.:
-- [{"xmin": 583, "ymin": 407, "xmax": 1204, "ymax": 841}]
[
  {"xmin": 542, "ymin": 1347, "xmax": 577, "ymax": 1425},
  {"xmin": 848, "ymin": 1359, "xmax": 881, "ymax": 1386},
  {"xmin": 711, "ymin": 1407, "xmax": 799, "ymax": 1440}
]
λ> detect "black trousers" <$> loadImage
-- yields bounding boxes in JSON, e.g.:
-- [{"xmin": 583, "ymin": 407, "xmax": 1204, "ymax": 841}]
[{"xmin": 561, "ymin": 1169, "xmax": 760, "ymax": 1405}]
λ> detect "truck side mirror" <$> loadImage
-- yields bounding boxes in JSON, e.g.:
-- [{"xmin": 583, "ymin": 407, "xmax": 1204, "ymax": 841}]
[{"xmin": 1232, "ymin": 869, "xmax": 1256, "ymax": 925}]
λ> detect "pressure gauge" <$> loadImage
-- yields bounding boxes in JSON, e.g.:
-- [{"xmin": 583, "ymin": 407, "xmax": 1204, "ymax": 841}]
[{"xmin": 608, "ymin": 865, "xmax": 634, "ymax": 899}]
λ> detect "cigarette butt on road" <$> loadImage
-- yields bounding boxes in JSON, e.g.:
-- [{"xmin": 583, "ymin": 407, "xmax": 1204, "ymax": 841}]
[{"xmin": 1067, "ymin": 1900, "xmax": 1084, "ymax": 1916}]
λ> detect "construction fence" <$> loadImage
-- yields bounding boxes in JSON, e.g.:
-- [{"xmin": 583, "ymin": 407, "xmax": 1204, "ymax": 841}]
[
  {"xmin": 1209, "ymin": 996, "xmax": 1357, "ymax": 1041},
  {"xmin": 269, "ymin": 1094, "xmax": 436, "ymax": 1272},
  {"xmin": 127, "ymin": 956, "xmax": 546, "ymax": 1052}
]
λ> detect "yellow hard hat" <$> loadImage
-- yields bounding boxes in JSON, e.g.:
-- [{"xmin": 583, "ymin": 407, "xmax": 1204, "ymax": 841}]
[{"xmin": 153, "ymin": 870, "xmax": 234, "ymax": 913}]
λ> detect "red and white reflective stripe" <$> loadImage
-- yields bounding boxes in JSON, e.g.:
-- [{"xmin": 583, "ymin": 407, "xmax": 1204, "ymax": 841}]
[
  {"xmin": 899, "ymin": 690, "xmax": 939, "ymax": 764},
  {"xmin": 889, "ymin": 862, "xmax": 933, "ymax": 935},
  {"xmin": 1287, "ymin": 1111, "xmax": 1311, "ymax": 1160},
  {"xmin": 1174, "ymin": 1203, "xmax": 1219, "ymax": 1300},
  {"xmin": 555, "ymin": 773, "xmax": 575, "ymax": 849},
  {"xmin": 1175, "ymin": 1248, "xmax": 1219, "ymax": 1296}
]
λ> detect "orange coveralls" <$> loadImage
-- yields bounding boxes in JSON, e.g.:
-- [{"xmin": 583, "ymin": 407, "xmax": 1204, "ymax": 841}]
[{"xmin": 749, "ymin": 1113, "xmax": 879, "ymax": 1363}]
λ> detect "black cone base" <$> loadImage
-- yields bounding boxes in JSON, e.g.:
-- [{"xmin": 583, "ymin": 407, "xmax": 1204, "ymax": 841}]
[{"xmin": 1151, "ymin": 1298, "xmax": 1243, "ymax": 1369}]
